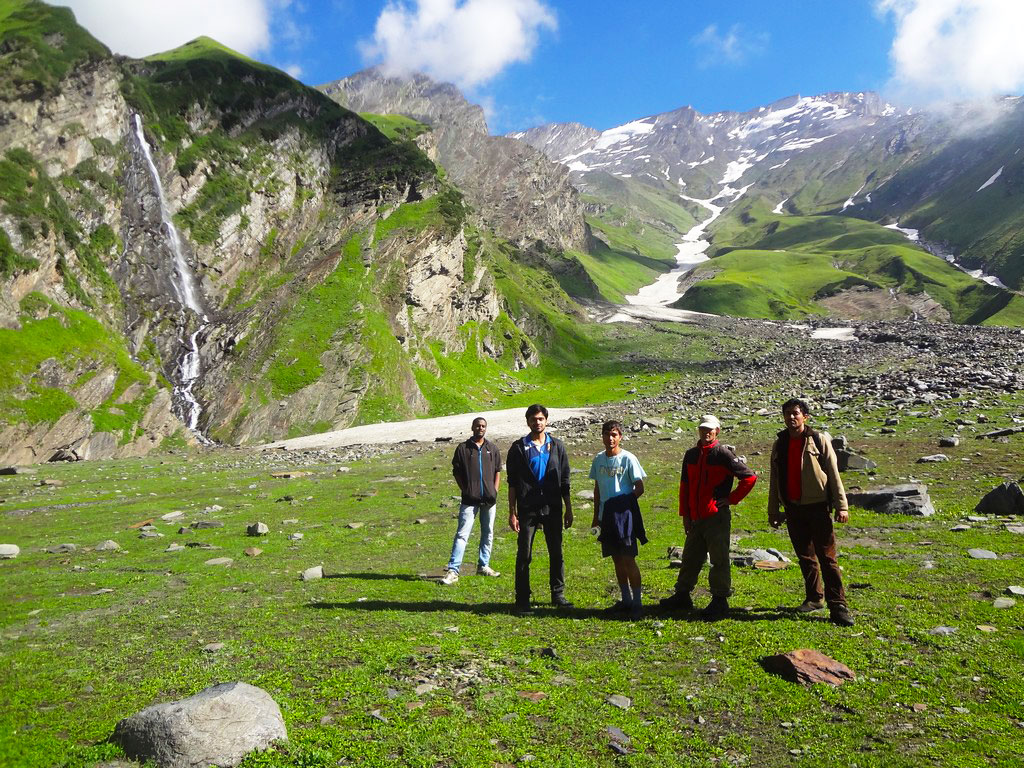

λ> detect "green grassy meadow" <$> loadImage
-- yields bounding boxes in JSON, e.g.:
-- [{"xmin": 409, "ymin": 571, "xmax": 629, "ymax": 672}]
[
  {"xmin": 679, "ymin": 199, "xmax": 1024, "ymax": 324},
  {"xmin": 3, "ymin": 368, "xmax": 1024, "ymax": 767}
]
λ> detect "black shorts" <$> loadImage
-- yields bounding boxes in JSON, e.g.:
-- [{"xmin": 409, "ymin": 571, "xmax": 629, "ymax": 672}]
[{"xmin": 601, "ymin": 538, "xmax": 639, "ymax": 559}]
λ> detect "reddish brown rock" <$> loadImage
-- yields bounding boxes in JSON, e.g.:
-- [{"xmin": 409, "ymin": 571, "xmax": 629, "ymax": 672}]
[{"xmin": 762, "ymin": 649, "xmax": 855, "ymax": 686}]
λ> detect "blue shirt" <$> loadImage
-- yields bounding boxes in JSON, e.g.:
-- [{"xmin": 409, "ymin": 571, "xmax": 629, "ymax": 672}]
[
  {"xmin": 589, "ymin": 449, "xmax": 646, "ymax": 521},
  {"xmin": 523, "ymin": 434, "xmax": 551, "ymax": 483}
]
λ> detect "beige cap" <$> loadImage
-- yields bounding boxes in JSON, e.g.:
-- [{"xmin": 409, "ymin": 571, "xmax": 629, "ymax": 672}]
[{"xmin": 698, "ymin": 414, "xmax": 721, "ymax": 430}]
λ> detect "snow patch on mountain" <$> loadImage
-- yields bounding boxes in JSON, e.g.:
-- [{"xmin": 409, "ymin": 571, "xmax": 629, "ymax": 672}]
[
  {"xmin": 719, "ymin": 151, "xmax": 757, "ymax": 184},
  {"xmin": 778, "ymin": 134, "xmax": 835, "ymax": 151},
  {"xmin": 626, "ymin": 193, "xmax": 725, "ymax": 307},
  {"xmin": 727, "ymin": 97, "xmax": 851, "ymax": 141},
  {"xmin": 885, "ymin": 222, "xmax": 920, "ymax": 241},
  {"xmin": 842, "ymin": 181, "xmax": 867, "ymax": 211},
  {"xmin": 773, "ymin": 198, "xmax": 788, "ymax": 214},
  {"xmin": 977, "ymin": 166, "xmax": 1003, "ymax": 192},
  {"xmin": 593, "ymin": 119, "xmax": 657, "ymax": 151}
]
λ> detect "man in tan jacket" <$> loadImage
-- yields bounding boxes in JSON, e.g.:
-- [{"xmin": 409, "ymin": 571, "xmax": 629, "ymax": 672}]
[{"xmin": 767, "ymin": 398, "xmax": 854, "ymax": 626}]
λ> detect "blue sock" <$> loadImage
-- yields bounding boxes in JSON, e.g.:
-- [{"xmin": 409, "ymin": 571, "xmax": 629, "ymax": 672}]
[
  {"xmin": 632, "ymin": 584, "xmax": 643, "ymax": 606},
  {"xmin": 619, "ymin": 582, "xmax": 632, "ymax": 605}
]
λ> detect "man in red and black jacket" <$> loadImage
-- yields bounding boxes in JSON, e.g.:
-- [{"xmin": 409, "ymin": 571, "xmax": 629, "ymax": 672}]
[{"xmin": 660, "ymin": 415, "xmax": 756, "ymax": 619}]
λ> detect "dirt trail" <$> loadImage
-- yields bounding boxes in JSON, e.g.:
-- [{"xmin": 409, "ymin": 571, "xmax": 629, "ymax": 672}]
[{"xmin": 260, "ymin": 406, "xmax": 596, "ymax": 452}]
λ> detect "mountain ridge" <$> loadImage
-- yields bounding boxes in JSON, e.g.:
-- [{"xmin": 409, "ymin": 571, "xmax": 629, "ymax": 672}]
[
  {"xmin": 509, "ymin": 89, "xmax": 1024, "ymax": 318},
  {"xmin": 0, "ymin": 0, "xmax": 593, "ymax": 463}
]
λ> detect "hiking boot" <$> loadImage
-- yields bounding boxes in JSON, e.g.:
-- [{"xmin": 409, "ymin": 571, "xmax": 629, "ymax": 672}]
[
  {"xmin": 796, "ymin": 599, "xmax": 825, "ymax": 613},
  {"xmin": 439, "ymin": 569, "xmax": 459, "ymax": 585},
  {"xmin": 628, "ymin": 603, "xmax": 644, "ymax": 621},
  {"xmin": 659, "ymin": 591, "xmax": 694, "ymax": 611},
  {"xmin": 514, "ymin": 600, "xmax": 534, "ymax": 616},
  {"xmin": 830, "ymin": 605, "xmax": 855, "ymax": 627},
  {"xmin": 603, "ymin": 600, "xmax": 627, "ymax": 615},
  {"xmin": 700, "ymin": 597, "xmax": 729, "ymax": 620},
  {"xmin": 476, "ymin": 565, "xmax": 501, "ymax": 577},
  {"xmin": 551, "ymin": 595, "xmax": 575, "ymax": 609}
]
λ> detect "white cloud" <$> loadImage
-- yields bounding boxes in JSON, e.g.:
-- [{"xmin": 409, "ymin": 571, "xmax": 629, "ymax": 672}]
[
  {"xmin": 285, "ymin": 64, "xmax": 304, "ymax": 79},
  {"xmin": 59, "ymin": 0, "xmax": 273, "ymax": 57},
  {"xmin": 877, "ymin": 0, "xmax": 1024, "ymax": 104},
  {"xmin": 692, "ymin": 23, "xmax": 767, "ymax": 68},
  {"xmin": 359, "ymin": 0, "xmax": 557, "ymax": 89}
]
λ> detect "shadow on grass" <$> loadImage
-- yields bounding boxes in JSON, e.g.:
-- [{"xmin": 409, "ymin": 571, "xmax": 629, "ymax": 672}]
[
  {"xmin": 306, "ymin": 600, "xmax": 794, "ymax": 622},
  {"xmin": 306, "ymin": 599, "xmax": 520, "ymax": 616},
  {"xmin": 650, "ymin": 606, "xmax": 792, "ymax": 622},
  {"xmin": 324, "ymin": 572, "xmax": 422, "ymax": 582}
]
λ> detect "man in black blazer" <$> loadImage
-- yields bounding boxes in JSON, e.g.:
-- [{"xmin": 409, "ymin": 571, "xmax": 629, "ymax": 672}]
[{"xmin": 506, "ymin": 404, "xmax": 574, "ymax": 615}]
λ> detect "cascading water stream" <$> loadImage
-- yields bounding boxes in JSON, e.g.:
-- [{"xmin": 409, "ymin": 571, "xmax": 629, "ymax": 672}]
[{"xmin": 131, "ymin": 113, "xmax": 210, "ymax": 440}]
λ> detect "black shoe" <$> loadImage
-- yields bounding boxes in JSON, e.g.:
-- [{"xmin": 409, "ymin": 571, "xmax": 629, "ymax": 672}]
[
  {"xmin": 628, "ymin": 603, "xmax": 644, "ymax": 621},
  {"xmin": 796, "ymin": 599, "xmax": 825, "ymax": 613},
  {"xmin": 514, "ymin": 601, "xmax": 534, "ymax": 616},
  {"xmin": 660, "ymin": 592, "xmax": 694, "ymax": 611},
  {"xmin": 603, "ymin": 600, "xmax": 627, "ymax": 615},
  {"xmin": 551, "ymin": 596, "xmax": 574, "ymax": 609},
  {"xmin": 700, "ymin": 597, "xmax": 729, "ymax": 620},
  {"xmin": 830, "ymin": 605, "xmax": 855, "ymax": 627}
]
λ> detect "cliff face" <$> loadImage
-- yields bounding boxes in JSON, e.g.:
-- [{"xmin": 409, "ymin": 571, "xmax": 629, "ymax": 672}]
[
  {"xmin": 0, "ymin": 3, "xmax": 551, "ymax": 462},
  {"xmin": 320, "ymin": 69, "xmax": 593, "ymax": 255}
]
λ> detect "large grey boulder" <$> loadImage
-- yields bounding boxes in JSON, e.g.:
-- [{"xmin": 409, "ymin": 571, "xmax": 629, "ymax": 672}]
[
  {"xmin": 835, "ymin": 450, "xmax": 877, "ymax": 472},
  {"xmin": 0, "ymin": 544, "xmax": 19, "ymax": 559},
  {"xmin": 847, "ymin": 484, "xmax": 935, "ymax": 516},
  {"xmin": 246, "ymin": 522, "xmax": 270, "ymax": 536},
  {"xmin": 975, "ymin": 482, "xmax": 1024, "ymax": 516},
  {"xmin": 112, "ymin": 682, "xmax": 286, "ymax": 768}
]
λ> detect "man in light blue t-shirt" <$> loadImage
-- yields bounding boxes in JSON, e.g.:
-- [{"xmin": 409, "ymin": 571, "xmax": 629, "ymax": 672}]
[{"xmin": 589, "ymin": 419, "xmax": 647, "ymax": 619}]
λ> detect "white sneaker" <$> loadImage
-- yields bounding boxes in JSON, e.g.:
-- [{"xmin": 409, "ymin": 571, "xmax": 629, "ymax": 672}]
[
  {"xmin": 476, "ymin": 565, "xmax": 501, "ymax": 577},
  {"xmin": 439, "ymin": 569, "xmax": 459, "ymax": 585}
]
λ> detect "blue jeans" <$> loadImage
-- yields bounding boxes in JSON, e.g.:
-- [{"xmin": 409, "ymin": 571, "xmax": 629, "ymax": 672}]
[{"xmin": 446, "ymin": 503, "xmax": 496, "ymax": 573}]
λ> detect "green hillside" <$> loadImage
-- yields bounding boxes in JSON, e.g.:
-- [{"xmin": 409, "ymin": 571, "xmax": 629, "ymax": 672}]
[
  {"xmin": 676, "ymin": 197, "xmax": 1024, "ymax": 324},
  {"xmin": 895, "ymin": 137, "xmax": 1024, "ymax": 290},
  {"xmin": 578, "ymin": 173, "xmax": 697, "ymax": 301},
  {"xmin": 0, "ymin": 0, "xmax": 110, "ymax": 101}
]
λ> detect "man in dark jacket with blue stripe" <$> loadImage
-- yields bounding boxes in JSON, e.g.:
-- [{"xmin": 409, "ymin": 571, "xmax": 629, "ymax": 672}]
[
  {"xmin": 440, "ymin": 417, "xmax": 503, "ymax": 585},
  {"xmin": 507, "ymin": 404, "xmax": 574, "ymax": 615}
]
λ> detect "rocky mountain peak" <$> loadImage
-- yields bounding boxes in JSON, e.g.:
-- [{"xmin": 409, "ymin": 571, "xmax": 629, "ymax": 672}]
[
  {"xmin": 321, "ymin": 67, "xmax": 489, "ymax": 136},
  {"xmin": 319, "ymin": 68, "xmax": 592, "ymax": 254}
]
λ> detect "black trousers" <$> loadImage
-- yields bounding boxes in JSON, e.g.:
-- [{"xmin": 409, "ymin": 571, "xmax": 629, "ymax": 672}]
[{"xmin": 515, "ymin": 513, "xmax": 565, "ymax": 603}]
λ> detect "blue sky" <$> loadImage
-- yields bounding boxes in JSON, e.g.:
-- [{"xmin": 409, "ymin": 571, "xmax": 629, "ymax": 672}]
[{"xmin": 62, "ymin": 0, "xmax": 1024, "ymax": 134}]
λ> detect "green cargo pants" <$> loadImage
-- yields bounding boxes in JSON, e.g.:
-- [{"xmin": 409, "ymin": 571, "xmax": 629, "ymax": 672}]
[{"xmin": 674, "ymin": 506, "xmax": 732, "ymax": 598}]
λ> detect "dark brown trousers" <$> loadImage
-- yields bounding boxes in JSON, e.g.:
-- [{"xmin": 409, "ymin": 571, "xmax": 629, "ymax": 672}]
[{"xmin": 784, "ymin": 501, "xmax": 847, "ymax": 607}]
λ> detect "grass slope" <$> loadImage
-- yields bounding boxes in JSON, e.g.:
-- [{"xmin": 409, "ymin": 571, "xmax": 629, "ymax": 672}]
[
  {"xmin": 0, "ymin": 294, "xmax": 156, "ymax": 437},
  {"xmin": 0, "ymin": 0, "xmax": 110, "ymax": 102},
  {"xmin": 578, "ymin": 173, "xmax": 697, "ymax": 302},
  {"xmin": 684, "ymin": 198, "xmax": 1024, "ymax": 324},
  {"xmin": 2, "ymin": 382, "xmax": 1023, "ymax": 767},
  {"xmin": 359, "ymin": 113, "xmax": 431, "ymax": 142}
]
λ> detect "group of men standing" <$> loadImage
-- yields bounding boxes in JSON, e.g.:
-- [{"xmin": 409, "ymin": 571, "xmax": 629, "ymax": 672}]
[{"xmin": 439, "ymin": 399, "xmax": 854, "ymax": 627}]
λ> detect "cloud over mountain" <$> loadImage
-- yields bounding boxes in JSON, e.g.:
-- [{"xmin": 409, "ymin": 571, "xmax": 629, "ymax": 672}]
[
  {"xmin": 359, "ymin": 0, "xmax": 557, "ymax": 89},
  {"xmin": 692, "ymin": 23, "xmax": 768, "ymax": 68},
  {"xmin": 60, "ymin": 0, "xmax": 277, "ymax": 57},
  {"xmin": 878, "ymin": 0, "xmax": 1024, "ymax": 104}
]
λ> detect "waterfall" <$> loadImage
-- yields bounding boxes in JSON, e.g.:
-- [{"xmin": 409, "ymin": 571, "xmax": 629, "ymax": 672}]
[{"xmin": 131, "ymin": 114, "xmax": 210, "ymax": 439}]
